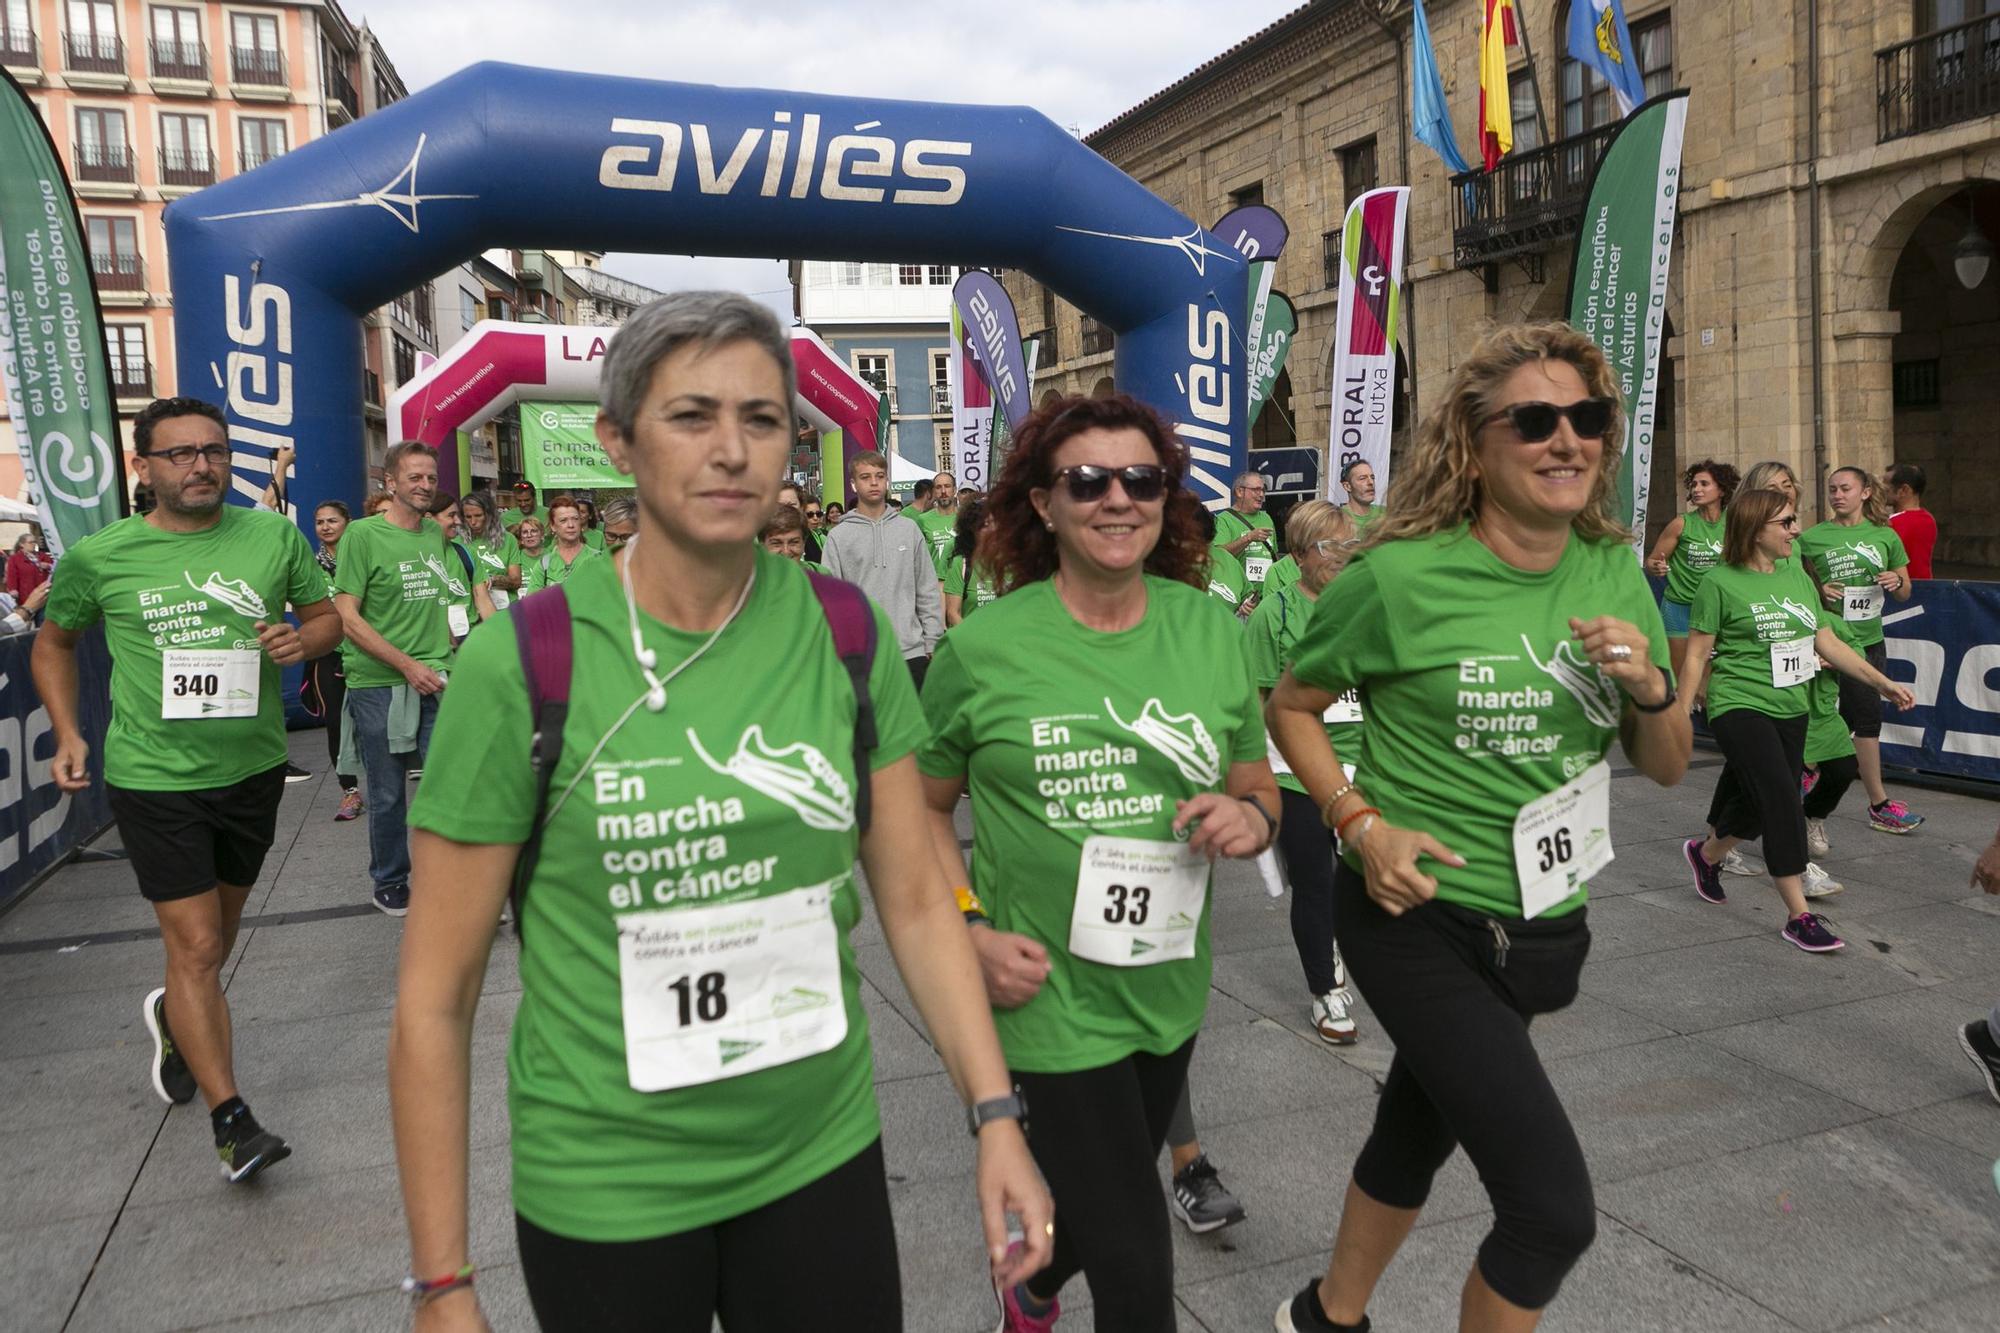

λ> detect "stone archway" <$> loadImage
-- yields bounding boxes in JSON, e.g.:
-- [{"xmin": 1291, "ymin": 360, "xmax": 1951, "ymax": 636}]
[{"xmin": 1089, "ymin": 376, "xmax": 1117, "ymax": 398}]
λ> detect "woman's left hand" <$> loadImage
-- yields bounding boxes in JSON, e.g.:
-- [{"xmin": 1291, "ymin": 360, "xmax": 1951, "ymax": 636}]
[
  {"xmin": 976, "ymin": 1120, "xmax": 1053, "ymax": 1289},
  {"xmin": 1880, "ymin": 682, "xmax": 1916, "ymax": 710},
  {"xmin": 1173, "ymin": 793, "xmax": 1265, "ymax": 860},
  {"xmin": 1569, "ymin": 616, "xmax": 1659, "ymax": 698},
  {"xmin": 1874, "ymin": 570, "xmax": 1901, "ymax": 592}
]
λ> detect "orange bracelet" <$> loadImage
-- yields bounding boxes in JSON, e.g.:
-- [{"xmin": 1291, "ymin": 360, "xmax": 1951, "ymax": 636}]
[{"xmin": 1333, "ymin": 805, "xmax": 1382, "ymax": 840}]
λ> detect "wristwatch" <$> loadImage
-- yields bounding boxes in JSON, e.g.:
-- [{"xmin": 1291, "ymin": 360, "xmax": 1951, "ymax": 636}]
[
  {"xmin": 967, "ymin": 1092, "xmax": 1027, "ymax": 1137},
  {"xmin": 1241, "ymin": 793, "xmax": 1278, "ymax": 846},
  {"xmin": 1632, "ymin": 665, "xmax": 1677, "ymax": 714}
]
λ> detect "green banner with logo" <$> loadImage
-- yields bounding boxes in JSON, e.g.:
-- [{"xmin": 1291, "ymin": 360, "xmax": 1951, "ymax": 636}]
[
  {"xmin": 0, "ymin": 70, "xmax": 127, "ymax": 554},
  {"xmin": 519, "ymin": 400, "xmax": 631, "ymax": 490},
  {"xmin": 1248, "ymin": 291, "xmax": 1296, "ymax": 428},
  {"xmin": 1566, "ymin": 90, "xmax": 1689, "ymax": 541}
]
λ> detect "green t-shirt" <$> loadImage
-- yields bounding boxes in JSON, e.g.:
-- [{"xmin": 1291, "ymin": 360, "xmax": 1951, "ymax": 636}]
[
  {"xmin": 529, "ymin": 543, "xmax": 601, "ymax": 591},
  {"xmin": 918, "ymin": 576, "xmax": 1265, "ymax": 1072},
  {"xmin": 1797, "ymin": 519, "xmax": 1906, "ymax": 649},
  {"xmin": 1289, "ymin": 525, "xmax": 1667, "ymax": 919},
  {"xmin": 332, "ymin": 514, "xmax": 457, "ymax": 688},
  {"xmin": 1804, "ymin": 615, "xmax": 1859, "ymax": 765},
  {"xmin": 942, "ymin": 554, "xmax": 998, "ymax": 620},
  {"xmin": 581, "ymin": 528, "xmax": 606, "ymax": 551},
  {"xmin": 464, "ymin": 534, "xmax": 522, "ymax": 606},
  {"xmin": 505, "ymin": 504, "xmax": 548, "ymax": 533},
  {"xmin": 1263, "ymin": 555, "xmax": 1300, "ymax": 599},
  {"xmin": 1689, "ymin": 561, "xmax": 1823, "ymax": 720},
  {"xmin": 1663, "ymin": 508, "xmax": 1725, "ymax": 606},
  {"xmin": 1348, "ymin": 504, "xmax": 1384, "ymax": 530},
  {"xmin": 1215, "ymin": 508, "xmax": 1277, "ymax": 588},
  {"xmin": 408, "ymin": 550, "xmax": 925, "ymax": 1241},
  {"xmin": 1205, "ymin": 545, "xmax": 1247, "ymax": 610},
  {"xmin": 914, "ymin": 508, "xmax": 958, "ymax": 575},
  {"xmin": 1244, "ymin": 581, "xmax": 1363, "ymax": 796},
  {"xmin": 45, "ymin": 508, "xmax": 328, "ymax": 791}
]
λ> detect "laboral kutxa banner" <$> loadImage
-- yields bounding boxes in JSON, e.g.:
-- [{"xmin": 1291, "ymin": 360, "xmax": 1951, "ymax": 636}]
[
  {"xmin": 1327, "ymin": 186, "xmax": 1408, "ymax": 505},
  {"xmin": 0, "ymin": 70, "xmax": 127, "ymax": 554},
  {"xmin": 1566, "ymin": 89, "xmax": 1688, "ymax": 542},
  {"xmin": 518, "ymin": 400, "xmax": 630, "ymax": 490}
]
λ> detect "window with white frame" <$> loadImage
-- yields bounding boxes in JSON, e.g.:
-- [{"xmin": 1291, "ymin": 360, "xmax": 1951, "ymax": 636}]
[
  {"xmin": 851, "ymin": 353, "xmax": 890, "ymax": 393},
  {"xmin": 239, "ymin": 115, "xmax": 285, "ymax": 170},
  {"xmin": 898, "ymin": 263, "xmax": 924, "ymax": 285},
  {"xmin": 106, "ymin": 323, "xmax": 148, "ymax": 391},
  {"xmin": 928, "ymin": 264, "xmax": 952, "ymax": 285}
]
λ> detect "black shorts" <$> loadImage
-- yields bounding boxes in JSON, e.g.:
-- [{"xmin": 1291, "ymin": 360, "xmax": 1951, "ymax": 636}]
[
  {"xmin": 1837, "ymin": 640, "xmax": 1889, "ymax": 740},
  {"xmin": 107, "ymin": 765, "xmax": 287, "ymax": 902}
]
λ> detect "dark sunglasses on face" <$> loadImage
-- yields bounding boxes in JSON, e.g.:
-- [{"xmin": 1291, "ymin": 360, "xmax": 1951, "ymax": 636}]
[
  {"xmin": 1768, "ymin": 514, "xmax": 1800, "ymax": 529},
  {"xmin": 1051, "ymin": 464, "xmax": 1172, "ymax": 503},
  {"xmin": 1484, "ymin": 397, "xmax": 1616, "ymax": 443},
  {"xmin": 804, "ymin": 509, "xmax": 822, "ymax": 518}
]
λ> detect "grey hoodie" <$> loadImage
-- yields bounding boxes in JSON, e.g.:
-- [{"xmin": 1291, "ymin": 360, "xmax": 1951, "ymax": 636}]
[{"xmin": 820, "ymin": 508, "xmax": 944, "ymax": 659}]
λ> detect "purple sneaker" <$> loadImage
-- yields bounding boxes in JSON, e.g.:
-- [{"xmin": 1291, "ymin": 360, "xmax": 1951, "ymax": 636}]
[
  {"xmin": 1782, "ymin": 911, "xmax": 1844, "ymax": 952},
  {"xmin": 1685, "ymin": 837, "xmax": 1726, "ymax": 904},
  {"xmin": 995, "ymin": 1280, "xmax": 1060, "ymax": 1332}
]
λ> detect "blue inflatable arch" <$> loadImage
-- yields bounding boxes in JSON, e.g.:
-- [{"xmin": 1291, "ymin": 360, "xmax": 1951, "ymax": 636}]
[{"xmin": 166, "ymin": 63, "xmax": 1249, "ymax": 515}]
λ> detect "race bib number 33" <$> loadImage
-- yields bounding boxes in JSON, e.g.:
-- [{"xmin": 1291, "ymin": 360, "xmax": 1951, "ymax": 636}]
[
  {"xmin": 161, "ymin": 649, "xmax": 260, "ymax": 719},
  {"xmin": 1069, "ymin": 836, "xmax": 1209, "ymax": 967},
  {"xmin": 617, "ymin": 883, "xmax": 847, "ymax": 1093}
]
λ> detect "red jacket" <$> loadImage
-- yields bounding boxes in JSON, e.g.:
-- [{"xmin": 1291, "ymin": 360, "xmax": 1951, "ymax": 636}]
[{"xmin": 5, "ymin": 550, "xmax": 51, "ymax": 602}]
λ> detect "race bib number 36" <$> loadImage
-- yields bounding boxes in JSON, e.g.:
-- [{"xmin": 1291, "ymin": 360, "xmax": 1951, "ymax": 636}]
[
  {"xmin": 1069, "ymin": 835, "xmax": 1209, "ymax": 967},
  {"xmin": 1770, "ymin": 636, "xmax": 1817, "ymax": 688},
  {"xmin": 160, "ymin": 649, "xmax": 260, "ymax": 719},
  {"xmin": 1511, "ymin": 760, "xmax": 1613, "ymax": 919},
  {"xmin": 617, "ymin": 883, "xmax": 847, "ymax": 1093}
]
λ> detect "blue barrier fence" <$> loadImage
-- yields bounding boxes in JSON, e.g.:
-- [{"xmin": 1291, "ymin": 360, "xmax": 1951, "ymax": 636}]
[
  {"xmin": 1882, "ymin": 580, "xmax": 2000, "ymax": 785},
  {"xmin": 0, "ymin": 628, "xmax": 114, "ymax": 915}
]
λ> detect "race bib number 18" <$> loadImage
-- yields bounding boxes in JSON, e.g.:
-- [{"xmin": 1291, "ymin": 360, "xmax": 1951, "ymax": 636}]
[{"xmin": 160, "ymin": 649, "xmax": 260, "ymax": 719}]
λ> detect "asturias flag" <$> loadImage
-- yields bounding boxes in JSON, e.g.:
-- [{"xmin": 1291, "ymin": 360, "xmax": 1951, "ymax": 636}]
[
  {"xmin": 1478, "ymin": 0, "xmax": 1520, "ymax": 171},
  {"xmin": 1566, "ymin": 0, "xmax": 1646, "ymax": 117}
]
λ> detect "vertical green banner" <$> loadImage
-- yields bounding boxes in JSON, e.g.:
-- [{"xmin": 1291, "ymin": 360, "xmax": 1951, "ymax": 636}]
[
  {"xmin": 518, "ymin": 400, "xmax": 631, "ymax": 490},
  {"xmin": 0, "ymin": 70, "xmax": 127, "ymax": 553},
  {"xmin": 1566, "ymin": 90, "xmax": 1689, "ymax": 542}
]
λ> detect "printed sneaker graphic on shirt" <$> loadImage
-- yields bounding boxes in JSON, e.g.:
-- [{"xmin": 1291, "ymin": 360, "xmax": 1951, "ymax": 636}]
[
  {"xmin": 1520, "ymin": 636, "xmax": 1623, "ymax": 729},
  {"xmin": 688, "ymin": 725, "xmax": 855, "ymax": 831},
  {"xmin": 184, "ymin": 571, "xmax": 267, "ymax": 620},
  {"xmin": 1104, "ymin": 697, "xmax": 1221, "ymax": 787},
  {"xmin": 421, "ymin": 554, "xmax": 470, "ymax": 599},
  {"xmin": 719, "ymin": 1038, "xmax": 763, "ymax": 1066},
  {"xmin": 771, "ymin": 986, "xmax": 833, "ymax": 1018},
  {"xmin": 1847, "ymin": 541, "xmax": 1887, "ymax": 570},
  {"xmin": 1775, "ymin": 596, "xmax": 1819, "ymax": 631}
]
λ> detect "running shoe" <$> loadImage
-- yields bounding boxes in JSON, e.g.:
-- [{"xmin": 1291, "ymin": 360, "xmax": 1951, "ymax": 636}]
[
  {"xmin": 1806, "ymin": 817, "xmax": 1830, "ymax": 857},
  {"xmin": 1312, "ymin": 989, "xmax": 1359, "ymax": 1045},
  {"xmin": 282, "ymin": 762, "xmax": 312, "ymax": 784},
  {"xmin": 334, "ymin": 789, "xmax": 363, "ymax": 822},
  {"xmin": 1720, "ymin": 847, "xmax": 1760, "ymax": 877},
  {"xmin": 142, "ymin": 987, "xmax": 196, "ymax": 1106},
  {"xmin": 1802, "ymin": 862, "xmax": 1843, "ymax": 898},
  {"xmin": 1685, "ymin": 838, "xmax": 1726, "ymax": 904},
  {"xmin": 372, "ymin": 882, "xmax": 410, "ymax": 917},
  {"xmin": 994, "ymin": 1279, "xmax": 1060, "ymax": 1332},
  {"xmin": 214, "ymin": 1106, "xmax": 290, "ymax": 1183},
  {"xmin": 1957, "ymin": 1019, "xmax": 2000, "ymax": 1107},
  {"xmin": 1782, "ymin": 911, "xmax": 1844, "ymax": 952},
  {"xmin": 1800, "ymin": 767, "xmax": 1819, "ymax": 800},
  {"xmin": 1170, "ymin": 1154, "xmax": 1247, "ymax": 1233},
  {"xmin": 1868, "ymin": 799, "xmax": 1925, "ymax": 834},
  {"xmin": 1274, "ymin": 1281, "xmax": 1369, "ymax": 1332}
]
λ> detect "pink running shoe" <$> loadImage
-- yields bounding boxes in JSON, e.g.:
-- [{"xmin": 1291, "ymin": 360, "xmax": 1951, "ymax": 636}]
[
  {"xmin": 334, "ymin": 788, "xmax": 364, "ymax": 822},
  {"xmin": 995, "ymin": 1278, "xmax": 1060, "ymax": 1332}
]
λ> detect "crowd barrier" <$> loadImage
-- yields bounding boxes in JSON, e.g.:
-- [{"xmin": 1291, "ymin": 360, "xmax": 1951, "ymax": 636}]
[
  {"xmin": 0, "ymin": 628, "xmax": 114, "ymax": 915},
  {"xmin": 1882, "ymin": 580, "xmax": 2000, "ymax": 787}
]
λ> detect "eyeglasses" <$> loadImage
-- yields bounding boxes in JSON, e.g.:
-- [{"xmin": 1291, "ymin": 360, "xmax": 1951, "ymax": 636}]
[
  {"xmin": 1768, "ymin": 515, "xmax": 1800, "ymax": 530},
  {"xmin": 1051, "ymin": 464, "xmax": 1171, "ymax": 503},
  {"xmin": 147, "ymin": 443, "xmax": 231, "ymax": 469},
  {"xmin": 604, "ymin": 527, "xmax": 635, "ymax": 547},
  {"xmin": 1483, "ymin": 397, "xmax": 1616, "ymax": 443},
  {"xmin": 1311, "ymin": 538, "xmax": 1365, "ymax": 557}
]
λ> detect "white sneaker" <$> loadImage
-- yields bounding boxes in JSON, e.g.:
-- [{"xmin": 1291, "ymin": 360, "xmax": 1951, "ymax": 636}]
[
  {"xmin": 1806, "ymin": 818, "xmax": 1830, "ymax": 857},
  {"xmin": 1720, "ymin": 848, "xmax": 1761, "ymax": 877},
  {"xmin": 1802, "ymin": 862, "xmax": 1843, "ymax": 898},
  {"xmin": 1312, "ymin": 990, "xmax": 1358, "ymax": 1045}
]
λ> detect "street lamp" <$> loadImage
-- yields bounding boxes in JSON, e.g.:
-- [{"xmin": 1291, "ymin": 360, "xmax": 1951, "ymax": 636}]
[{"xmin": 1954, "ymin": 192, "xmax": 1991, "ymax": 291}]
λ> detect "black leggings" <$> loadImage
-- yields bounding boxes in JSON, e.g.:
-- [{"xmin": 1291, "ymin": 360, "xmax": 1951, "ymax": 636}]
[
  {"xmin": 1836, "ymin": 641, "xmax": 1888, "ymax": 740},
  {"xmin": 1705, "ymin": 709, "xmax": 1809, "ymax": 877},
  {"xmin": 1014, "ymin": 1038, "xmax": 1196, "ymax": 1331},
  {"xmin": 1278, "ymin": 787, "xmax": 1341, "ymax": 995},
  {"xmin": 515, "ymin": 1138, "xmax": 901, "ymax": 1333},
  {"xmin": 1334, "ymin": 863, "xmax": 1595, "ymax": 1311},
  {"xmin": 300, "ymin": 653, "xmax": 356, "ymax": 791},
  {"xmin": 1803, "ymin": 753, "xmax": 1859, "ymax": 820}
]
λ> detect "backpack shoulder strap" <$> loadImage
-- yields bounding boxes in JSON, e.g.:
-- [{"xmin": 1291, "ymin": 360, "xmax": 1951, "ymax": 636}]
[
  {"xmin": 509, "ymin": 585, "xmax": 573, "ymax": 936},
  {"xmin": 454, "ymin": 543, "xmax": 477, "ymax": 580},
  {"xmin": 806, "ymin": 570, "xmax": 879, "ymax": 836}
]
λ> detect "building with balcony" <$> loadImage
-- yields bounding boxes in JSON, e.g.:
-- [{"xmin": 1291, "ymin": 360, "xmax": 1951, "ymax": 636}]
[
  {"xmin": 788, "ymin": 259, "xmax": 962, "ymax": 473},
  {"xmin": 1005, "ymin": 0, "xmax": 2000, "ymax": 573}
]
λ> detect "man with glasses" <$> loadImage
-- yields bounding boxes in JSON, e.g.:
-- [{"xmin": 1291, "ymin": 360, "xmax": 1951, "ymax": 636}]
[
  {"xmin": 1214, "ymin": 471, "xmax": 1277, "ymax": 605},
  {"xmin": 33, "ymin": 397, "xmax": 339, "ymax": 1184}
]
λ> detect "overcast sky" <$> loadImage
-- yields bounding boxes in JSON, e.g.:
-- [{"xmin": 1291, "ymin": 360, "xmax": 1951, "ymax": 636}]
[{"xmin": 357, "ymin": 0, "xmax": 1305, "ymax": 315}]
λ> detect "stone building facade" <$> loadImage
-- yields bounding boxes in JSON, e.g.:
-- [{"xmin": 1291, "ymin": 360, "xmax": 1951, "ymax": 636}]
[{"xmin": 1004, "ymin": 0, "xmax": 1999, "ymax": 572}]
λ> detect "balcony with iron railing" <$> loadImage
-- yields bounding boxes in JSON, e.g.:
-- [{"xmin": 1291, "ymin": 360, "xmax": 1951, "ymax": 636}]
[
  {"xmin": 74, "ymin": 143, "xmax": 137, "ymax": 184},
  {"xmin": 1448, "ymin": 121, "xmax": 1620, "ymax": 271},
  {"xmin": 325, "ymin": 62, "xmax": 359, "ymax": 120},
  {"xmin": 91, "ymin": 252, "xmax": 145, "ymax": 294},
  {"xmin": 111, "ymin": 360, "xmax": 152, "ymax": 398},
  {"xmin": 62, "ymin": 29, "xmax": 124, "ymax": 75},
  {"xmin": 1079, "ymin": 316, "xmax": 1113, "ymax": 358},
  {"xmin": 0, "ymin": 25, "xmax": 36, "ymax": 67},
  {"xmin": 230, "ymin": 44, "xmax": 285, "ymax": 86},
  {"xmin": 238, "ymin": 147, "xmax": 282, "ymax": 173},
  {"xmin": 1878, "ymin": 12, "xmax": 2000, "ymax": 142},
  {"xmin": 931, "ymin": 383, "xmax": 952, "ymax": 415},
  {"xmin": 159, "ymin": 147, "xmax": 215, "ymax": 189},
  {"xmin": 148, "ymin": 37, "xmax": 207, "ymax": 82}
]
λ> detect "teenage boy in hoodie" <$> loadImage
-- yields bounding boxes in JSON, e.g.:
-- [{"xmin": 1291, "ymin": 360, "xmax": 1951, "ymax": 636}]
[{"xmin": 821, "ymin": 451, "xmax": 944, "ymax": 687}]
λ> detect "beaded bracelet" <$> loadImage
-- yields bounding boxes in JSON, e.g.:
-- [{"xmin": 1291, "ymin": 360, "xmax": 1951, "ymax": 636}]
[
  {"xmin": 1319, "ymin": 782, "xmax": 1360, "ymax": 828},
  {"xmin": 1333, "ymin": 805, "xmax": 1382, "ymax": 841}
]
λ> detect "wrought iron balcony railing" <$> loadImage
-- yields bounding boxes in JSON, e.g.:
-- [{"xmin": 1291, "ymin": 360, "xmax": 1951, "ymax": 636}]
[
  {"xmin": 75, "ymin": 143, "xmax": 137, "ymax": 183},
  {"xmin": 91, "ymin": 252, "xmax": 145, "ymax": 292},
  {"xmin": 1878, "ymin": 12, "xmax": 2000, "ymax": 142},
  {"xmin": 63, "ymin": 29, "xmax": 124, "ymax": 75},
  {"xmin": 159, "ymin": 147, "xmax": 215, "ymax": 188},
  {"xmin": 149, "ymin": 37, "xmax": 207, "ymax": 81},
  {"xmin": 0, "ymin": 26, "xmax": 37, "ymax": 66},
  {"xmin": 1448, "ymin": 122, "xmax": 1619, "ymax": 270},
  {"xmin": 230, "ymin": 45, "xmax": 285, "ymax": 86}
]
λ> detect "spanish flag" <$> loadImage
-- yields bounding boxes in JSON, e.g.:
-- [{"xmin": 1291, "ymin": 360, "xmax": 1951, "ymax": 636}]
[{"xmin": 1478, "ymin": 0, "xmax": 1519, "ymax": 170}]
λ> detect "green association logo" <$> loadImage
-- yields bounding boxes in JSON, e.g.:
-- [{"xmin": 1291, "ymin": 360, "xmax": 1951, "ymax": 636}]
[
  {"xmin": 1166, "ymin": 912, "xmax": 1196, "ymax": 930},
  {"xmin": 771, "ymin": 987, "xmax": 832, "ymax": 1018},
  {"xmin": 719, "ymin": 1038, "xmax": 763, "ymax": 1066},
  {"xmin": 1130, "ymin": 938, "xmax": 1155, "ymax": 958}
]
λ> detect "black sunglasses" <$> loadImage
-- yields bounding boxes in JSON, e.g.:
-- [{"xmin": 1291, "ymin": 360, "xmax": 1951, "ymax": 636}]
[
  {"xmin": 1484, "ymin": 397, "xmax": 1616, "ymax": 442},
  {"xmin": 1051, "ymin": 464, "xmax": 1172, "ymax": 503}
]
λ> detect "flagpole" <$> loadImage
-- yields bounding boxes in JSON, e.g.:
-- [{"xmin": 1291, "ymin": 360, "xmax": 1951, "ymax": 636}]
[{"xmin": 1509, "ymin": 0, "xmax": 1556, "ymax": 150}]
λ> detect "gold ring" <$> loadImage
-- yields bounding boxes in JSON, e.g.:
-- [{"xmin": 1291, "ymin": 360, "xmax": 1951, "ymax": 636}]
[{"xmin": 1044, "ymin": 1222, "xmax": 1055, "ymax": 1237}]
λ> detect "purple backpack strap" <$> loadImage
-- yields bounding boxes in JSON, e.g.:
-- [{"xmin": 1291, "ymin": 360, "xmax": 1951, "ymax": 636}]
[
  {"xmin": 806, "ymin": 571, "xmax": 879, "ymax": 835},
  {"xmin": 508, "ymin": 586, "xmax": 572, "ymax": 935}
]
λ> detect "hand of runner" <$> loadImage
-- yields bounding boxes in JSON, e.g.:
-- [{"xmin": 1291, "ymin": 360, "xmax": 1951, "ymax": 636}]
[
  {"xmin": 51, "ymin": 734, "xmax": 90, "ymax": 793},
  {"xmin": 1251, "ymin": 527, "xmax": 1274, "ymax": 543},
  {"xmin": 1972, "ymin": 833, "xmax": 2000, "ymax": 894},
  {"xmin": 971, "ymin": 926, "xmax": 1051, "ymax": 1008},
  {"xmin": 1568, "ymin": 616, "xmax": 1657, "ymax": 698},
  {"xmin": 403, "ymin": 662, "xmax": 448, "ymax": 695},
  {"xmin": 413, "ymin": 1286, "xmax": 491, "ymax": 1333},
  {"xmin": 254, "ymin": 620, "xmax": 305, "ymax": 666},
  {"xmin": 977, "ymin": 1120, "xmax": 1054, "ymax": 1289},
  {"xmin": 1352, "ymin": 820, "xmax": 1464, "ymax": 916},
  {"xmin": 1879, "ymin": 681, "xmax": 1916, "ymax": 710},
  {"xmin": 1820, "ymin": 581, "xmax": 1844, "ymax": 607},
  {"xmin": 1173, "ymin": 793, "xmax": 1263, "ymax": 860},
  {"xmin": 1874, "ymin": 570, "xmax": 1901, "ymax": 591},
  {"xmin": 1644, "ymin": 554, "xmax": 1669, "ymax": 577}
]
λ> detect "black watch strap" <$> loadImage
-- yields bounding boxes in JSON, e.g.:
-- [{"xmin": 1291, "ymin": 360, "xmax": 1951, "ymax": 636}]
[
  {"xmin": 1632, "ymin": 665, "xmax": 1677, "ymax": 714},
  {"xmin": 967, "ymin": 1092, "xmax": 1027, "ymax": 1137},
  {"xmin": 1241, "ymin": 793, "xmax": 1278, "ymax": 843}
]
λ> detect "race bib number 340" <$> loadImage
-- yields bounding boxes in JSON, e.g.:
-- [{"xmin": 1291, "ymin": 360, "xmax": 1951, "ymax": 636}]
[
  {"xmin": 617, "ymin": 883, "xmax": 847, "ymax": 1093},
  {"xmin": 161, "ymin": 649, "xmax": 260, "ymax": 719},
  {"xmin": 1069, "ymin": 835, "xmax": 1209, "ymax": 967}
]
